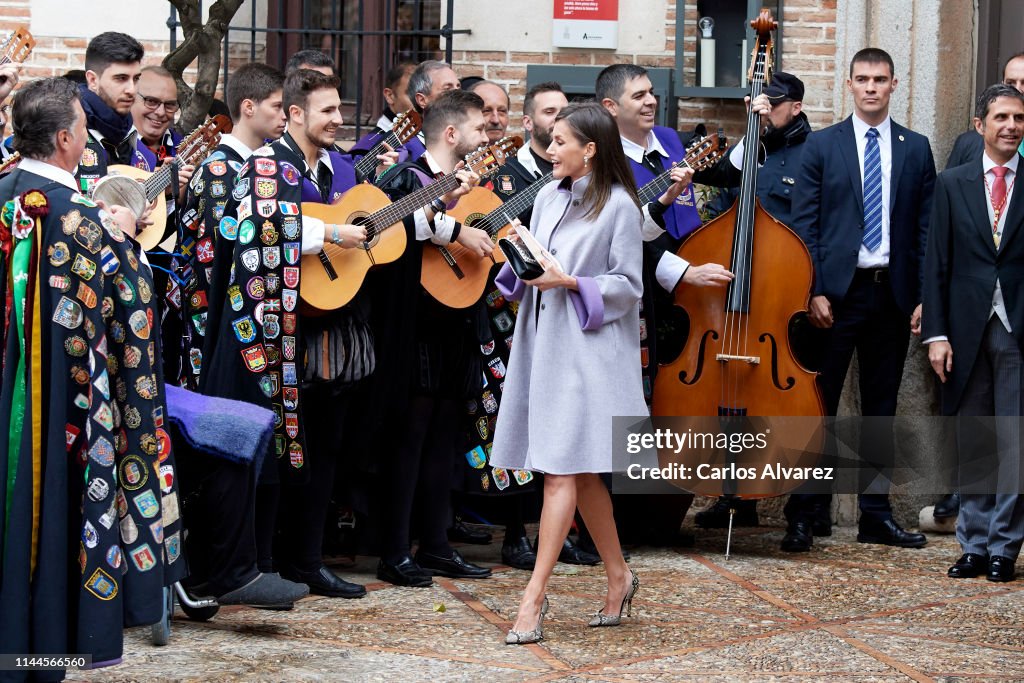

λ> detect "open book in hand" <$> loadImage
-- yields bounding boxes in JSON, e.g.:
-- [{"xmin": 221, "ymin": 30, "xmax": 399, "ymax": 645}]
[{"xmin": 498, "ymin": 223, "xmax": 562, "ymax": 280}]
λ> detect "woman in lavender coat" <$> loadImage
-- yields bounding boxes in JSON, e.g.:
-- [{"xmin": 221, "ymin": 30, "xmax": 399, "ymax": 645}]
[{"xmin": 492, "ymin": 102, "xmax": 649, "ymax": 644}]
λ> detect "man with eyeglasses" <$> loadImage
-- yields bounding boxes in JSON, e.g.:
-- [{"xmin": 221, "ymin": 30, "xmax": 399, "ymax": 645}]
[{"xmin": 132, "ymin": 66, "xmax": 184, "ymax": 165}]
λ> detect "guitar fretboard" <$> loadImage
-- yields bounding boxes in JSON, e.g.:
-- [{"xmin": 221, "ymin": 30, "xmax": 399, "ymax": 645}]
[
  {"xmin": 637, "ymin": 159, "xmax": 695, "ymax": 205},
  {"xmin": 366, "ymin": 173, "xmax": 461, "ymax": 236},
  {"xmin": 354, "ymin": 130, "xmax": 402, "ymax": 179},
  {"xmin": 476, "ymin": 172, "xmax": 554, "ymax": 235}
]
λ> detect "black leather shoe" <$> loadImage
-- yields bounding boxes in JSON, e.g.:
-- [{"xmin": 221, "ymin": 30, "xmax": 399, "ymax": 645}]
[
  {"xmin": 987, "ymin": 555, "xmax": 1016, "ymax": 582},
  {"xmin": 947, "ymin": 553, "xmax": 988, "ymax": 578},
  {"xmin": 501, "ymin": 535, "xmax": 537, "ymax": 570},
  {"xmin": 377, "ymin": 555, "xmax": 433, "ymax": 587},
  {"xmin": 559, "ymin": 537, "xmax": 601, "ymax": 565},
  {"xmin": 933, "ymin": 493, "xmax": 961, "ymax": 520},
  {"xmin": 282, "ymin": 565, "xmax": 367, "ymax": 599},
  {"xmin": 447, "ymin": 520, "xmax": 493, "ymax": 545},
  {"xmin": 857, "ymin": 519, "xmax": 927, "ymax": 548},
  {"xmin": 415, "ymin": 549, "xmax": 492, "ymax": 579},
  {"xmin": 812, "ymin": 519, "xmax": 832, "ymax": 537},
  {"xmin": 695, "ymin": 497, "xmax": 759, "ymax": 528},
  {"xmin": 780, "ymin": 521, "xmax": 813, "ymax": 552}
]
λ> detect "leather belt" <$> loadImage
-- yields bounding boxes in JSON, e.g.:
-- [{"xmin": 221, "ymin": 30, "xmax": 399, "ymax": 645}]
[{"xmin": 854, "ymin": 267, "xmax": 889, "ymax": 283}]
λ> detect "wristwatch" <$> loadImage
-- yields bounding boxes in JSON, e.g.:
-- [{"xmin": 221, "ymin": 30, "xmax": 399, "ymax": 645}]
[{"xmin": 430, "ymin": 198, "xmax": 446, "ymax": 214}]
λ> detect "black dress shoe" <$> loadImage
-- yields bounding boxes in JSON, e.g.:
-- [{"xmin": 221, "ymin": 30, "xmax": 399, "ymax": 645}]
[
  {"xmin": 933, "ymin": 493, "xmax": 961, "ymax": 519},
  {"xmin": 559, "ymin": 538, "xmax": 600, "ymax": 565},
  {"xmin": 947, "ymin": 553, "xmax": 988, "ymax": 578},
  {"xmin": 987, "ymin": 555, "xmax": 1016, "ymax": 582},
  {"xmin": 780, "ymin": 521, "xmax": 813, "ymax": 552},
  {"xmin": 415, "ymin": 549, "xmax": 492, "ymax": 579},
  {"xmin": 447, "ymin": 520, "xmax": 493, "ymax": 545},
  {"xmin": 695, "ymin": 497, "xmax": 759, "ymax": 528},
  {"xmin": 501, "ymin": 535, "xmax": 537, "ymax": 570},
  {"xmin": 857, "ymin": 519, "xmax": 927, "ymax": 548},
  {"xmin": 282, "ymin": 565, "xmax": 367, "ymax": 599},
  {"xmin": 377, "ymin": 555, "xmax": 433, "ymax": 587}
]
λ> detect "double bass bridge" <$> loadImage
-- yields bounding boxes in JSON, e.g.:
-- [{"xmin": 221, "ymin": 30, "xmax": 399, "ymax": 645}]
[{"xmin": 715, "ymin": 353, "xmax": 761, "ymax": 364}]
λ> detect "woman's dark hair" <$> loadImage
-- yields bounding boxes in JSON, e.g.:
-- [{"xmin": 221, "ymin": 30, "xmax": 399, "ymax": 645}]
[
  {"xmin": 12, "ymin": 77, "xmax": 81, "ymax": 159},
  {"xmin": 555, "ymin": 101, "xmax": 639, "ymax": 220}
]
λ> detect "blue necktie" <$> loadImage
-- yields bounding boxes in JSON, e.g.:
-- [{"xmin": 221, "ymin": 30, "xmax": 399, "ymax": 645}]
[{"xmin": 862, "ymin": 127, "xmax": 883, "ymax": 251}]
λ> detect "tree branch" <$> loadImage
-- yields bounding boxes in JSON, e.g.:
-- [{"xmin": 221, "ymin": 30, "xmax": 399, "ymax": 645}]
[{"xmin": 163, "ymin": 0, "xmax": 245, "ymax": 131}]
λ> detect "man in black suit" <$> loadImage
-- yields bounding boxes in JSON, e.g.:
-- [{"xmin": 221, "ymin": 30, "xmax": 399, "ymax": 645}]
[
  {"xmin": 924, "ymin": 83, "xmax": 1024, "ymax": 583},
  {"xmin": 946, "ymin": 54, "xmax": 1024, "ymax": 170},
  {"xmin": 932, "ymin": 53, "xmax": 1024, "ymax": 521},
  {"xmin": 784, "ymin": 48, "xmax": 936, "ymax": 552}
]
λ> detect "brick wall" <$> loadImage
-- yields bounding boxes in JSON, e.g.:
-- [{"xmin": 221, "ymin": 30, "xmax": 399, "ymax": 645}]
[{"xmin": 450, "ymin": 0, "xmax": 838, "ymax": 145}]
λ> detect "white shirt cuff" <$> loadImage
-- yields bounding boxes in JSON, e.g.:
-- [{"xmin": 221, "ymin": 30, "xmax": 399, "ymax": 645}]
[
  {"xmin": 729, "ymin": 138, "xmax": 746, "ymax": 170},
  {"xmin": 655, "ymin": 251, "xmax": 690, "ymax": 293},
  {"xmin": 641, "ymin": 203, "xmax": 667, "ymax": 241},
  {"xmin": 922, "ymin": 335, "xmax": 948, "ymax": 344},
  {"xmin": 301, "ymin": 215, "xmax": 326, "ymax": 254},
  {"xmin": 413, "ymin": 207, "xmax": 456, "ymax": 244}
]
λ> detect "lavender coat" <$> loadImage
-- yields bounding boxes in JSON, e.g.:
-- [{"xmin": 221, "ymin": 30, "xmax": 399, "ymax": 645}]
[{"xmin": 490, "ymin": 175, "xmax": 648, "ymax": 474}]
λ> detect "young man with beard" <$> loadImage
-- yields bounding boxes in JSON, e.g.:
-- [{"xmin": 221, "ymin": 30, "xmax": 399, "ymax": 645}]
[
  {"xmin": 201, "ymin": 69, "xmax": 395, "ymax": 598},
  {"xmin": 76, "ymin": 32, "xmax": 153, "ymax": 195},
  {"xmin": 367, "ymin": 89, "xmax": 495, "ymax": 586}
]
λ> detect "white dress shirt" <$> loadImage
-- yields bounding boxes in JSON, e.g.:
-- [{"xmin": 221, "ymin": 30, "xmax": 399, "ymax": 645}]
[
  {"xmin": 412, "ymin": 150, "xmax": 458, "ymax": 244},
  {"xmin": 923, "ymin": 152, "xmax": 1017, "ymax": 345},
  {"xmin": 983, "ymin": 152, "xmax": 1016, "ymax": 332},
  {"xmin": 620, "ymin": 131, "xmax": 691, "ymax": 292},
  {"xmin": 851, "ymin": 113, "xmax": 893, "ymax": 268}
]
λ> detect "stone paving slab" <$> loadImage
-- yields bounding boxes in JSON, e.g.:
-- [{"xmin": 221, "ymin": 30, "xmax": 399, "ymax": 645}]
[{"xmin": 65, "ymin": 523, "xmax": 1024, "ymax": 683}]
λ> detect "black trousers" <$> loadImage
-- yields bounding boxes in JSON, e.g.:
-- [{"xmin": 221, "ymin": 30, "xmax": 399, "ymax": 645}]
[
  {"xmin": 279, "ymin": 383, "xmax": 352, "ymax": 570},
  {"xmin": 786, "ymin": 269, "xmax": 909, "ymax": 526},
  {"xmin": 176, "ymin": 443, "xmax": 261, "ymax": 596},
  {"xmin": 378, "ymin": 394, "xmax": 460, "ymax": 563}
]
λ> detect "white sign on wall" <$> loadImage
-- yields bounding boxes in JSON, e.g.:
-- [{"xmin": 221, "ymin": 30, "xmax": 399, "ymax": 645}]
[{"xmin": 552, "ymin": 0, "xmax": 618, "ymax": 50}]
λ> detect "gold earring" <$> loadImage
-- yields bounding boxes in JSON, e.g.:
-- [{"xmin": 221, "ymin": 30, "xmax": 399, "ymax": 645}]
[{"xmin": 584, "ymin": 156, "xmax": 589, "ymax": 166}]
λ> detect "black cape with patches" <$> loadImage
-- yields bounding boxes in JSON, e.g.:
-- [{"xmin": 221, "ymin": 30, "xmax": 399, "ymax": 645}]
[
  {"xmin": 199, "ymin": 141, "xmax": 312, "ymax": 482},
  {"xmin": 167, "ymin": 144, "xmax": 246, "ymax": 389},
  {"xmin": 0, "ymin": 169, "xmax": 186, "ymax": 679}
]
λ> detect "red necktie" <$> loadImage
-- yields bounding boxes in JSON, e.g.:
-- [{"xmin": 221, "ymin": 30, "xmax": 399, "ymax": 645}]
[{"xmin": 991, "ymin": 166, "xmax": 1009, "ymax": 247}]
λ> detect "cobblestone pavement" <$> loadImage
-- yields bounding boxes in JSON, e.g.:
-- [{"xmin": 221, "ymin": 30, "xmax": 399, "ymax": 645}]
[{"xmin": 68, "ymin": 525, "xmax": 1024, "ymax": 682}]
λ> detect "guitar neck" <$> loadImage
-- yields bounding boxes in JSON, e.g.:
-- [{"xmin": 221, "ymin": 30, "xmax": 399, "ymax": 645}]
[
  {"xmin": 354, "ymin": 131, "xmax": 401, "ymax": 178},
  {"xmin": 479, "ymin": 172, "xmax": 553, "ymax": 235},
  {"xmin": 141, "ymin": 159, "xmax": 179, "ymax": 202},
  {"xmin": 367, "ymin": 173, "xmax": 460, "ymax": 235},
  {"xmin": 637, "ymin": 159, "xmax": 692, "ymax": 205}
]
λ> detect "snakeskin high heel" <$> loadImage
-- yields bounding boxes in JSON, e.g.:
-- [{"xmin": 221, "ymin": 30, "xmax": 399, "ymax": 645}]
[
  {"xmin": 505, "ymin": 596, "xmax": 549, "ymax": 644},
  {"xmin": 588, "ymin": 570, "xmax": 639, "ymax": 627}
]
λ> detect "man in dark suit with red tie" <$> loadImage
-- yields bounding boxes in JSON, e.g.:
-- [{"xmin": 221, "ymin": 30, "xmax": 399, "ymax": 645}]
[
  {"xmin": 924, "ymin": 83, "xmax": 1024, "ymax": 583},
  {"xmin": 785, "ymin": 48, "xmax": 937, "ymax": 552}
]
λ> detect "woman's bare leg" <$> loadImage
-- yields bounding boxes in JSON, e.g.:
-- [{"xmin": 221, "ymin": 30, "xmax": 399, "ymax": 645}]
[{"xmin": 575, "ymin": 473, "xmax": 632, "ymax": 616}]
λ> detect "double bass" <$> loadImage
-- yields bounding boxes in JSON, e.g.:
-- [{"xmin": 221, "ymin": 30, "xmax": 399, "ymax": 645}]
[{"xmin": 651, "ymin": 10, "xmax": 824, "ymax": 500}]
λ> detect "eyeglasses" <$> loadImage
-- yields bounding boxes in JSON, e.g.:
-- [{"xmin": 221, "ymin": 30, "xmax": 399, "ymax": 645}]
[{"xmin": 137, "ymin": 93, "xmax": 179, "ymax": 113}]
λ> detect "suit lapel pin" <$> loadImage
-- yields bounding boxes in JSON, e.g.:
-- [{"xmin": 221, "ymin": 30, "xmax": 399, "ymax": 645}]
[{"xmin": 898, "ymin": 135, "xmax": 905, "ymax": 141}]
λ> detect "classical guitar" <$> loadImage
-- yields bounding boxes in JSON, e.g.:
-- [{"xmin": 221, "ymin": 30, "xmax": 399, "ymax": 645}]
[
  {"xmin": 352, "ymin": 109, "xmax": 421, "ymax": 180},
  {"xmin": 421, "ymin": 133, "xmax": 727, "ymax": 309},
  {"xmin": 300, "ymin": 135, "xmax": 524, "ymax": 311},
  {"xmin": 91, "ymin": 114, "xmax": 232, "ymax": 251},
  {"xmin": 0, "ymin": 26, "xmax": 38, "ymax": 176}
]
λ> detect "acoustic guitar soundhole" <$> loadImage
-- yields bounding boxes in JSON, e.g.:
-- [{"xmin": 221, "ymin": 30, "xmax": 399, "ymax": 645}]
[{"xmin": 351, "ymin": 213, "xmax": 374, "ymax": 249}]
